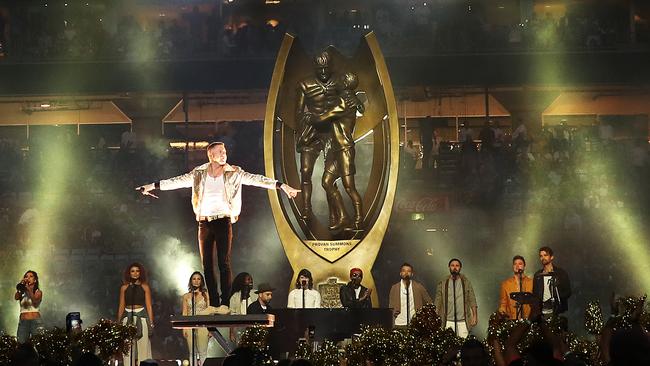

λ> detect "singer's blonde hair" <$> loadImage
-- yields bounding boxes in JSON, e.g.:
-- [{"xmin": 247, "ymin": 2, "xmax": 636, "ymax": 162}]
[{"xmin": 207, "ymin": 141, "xmax": 224, "ymax": 151}]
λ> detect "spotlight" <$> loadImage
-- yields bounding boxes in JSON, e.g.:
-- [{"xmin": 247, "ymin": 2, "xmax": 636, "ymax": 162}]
[{"xmin": 40, "ymin": 102, "xmax": 51, "ymax": 108}]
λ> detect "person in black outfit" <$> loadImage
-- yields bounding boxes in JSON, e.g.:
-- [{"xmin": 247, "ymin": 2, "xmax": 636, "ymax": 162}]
[
  {"xmin": 532, "ymin": 246, "xmax": 571, "ymax": 318},
  {"xmin": 117, "ymin": 262, "xmax": 154, "ymax": 366},
  {"xmin": 339, "ymin": 268, "xmax": 372, "ymax": 308},
  {"xmin": 247, "ymin": 283, "xmax": 275, "ymax": 314}
]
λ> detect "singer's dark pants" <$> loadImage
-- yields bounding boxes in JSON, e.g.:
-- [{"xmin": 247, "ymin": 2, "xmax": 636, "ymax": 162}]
[{"xmin": 198, "ymin": 218, "xmax": 232, "ymax": 307}]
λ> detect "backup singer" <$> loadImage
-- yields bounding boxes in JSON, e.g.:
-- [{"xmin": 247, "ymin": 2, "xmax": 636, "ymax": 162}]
[
  {"xmin": 117, "ymin": 262, "xmax": 154, "ymax": 366},
  {"xmin": 339, "ymin": 268, "xmax": 372, "ymax": 308},
  {"xmin": 498, "ymin": 255, "xmax": 533, "ymax": 319},
  {"xmin": 389, "ymin": 263, "xmax": 432, "ymax": 327},
  {"xmin": 14, "ymin": 270, "xmax": 43, "ymax": 343},
  {"xmin": 247, "ymin": 283, "xmax": 275, "ymax": 314},
  {"xmin": 182, "ymin": 271, "xmax": 210, "ymax": 365},
  {"xmin": 532, "ymin": 246, "xmax": 571, "ymax": 319},
  {"xmin": 228, "ymin": 272, "xmax": 257, "ymax": 343},
  {"xmin": 434, "ymin": 258, "xmax": 478, "ymax": 338},
  {"xmin": 287, "ymin": 268, "xmax": 321, "ymax": 308},
  {"xmin": 138, "ymin": 142, "xmax": 299, "ymax": 307},
  {"xmin": 229, "ymin": 272, "xmax": 256, "ymax": 315}
]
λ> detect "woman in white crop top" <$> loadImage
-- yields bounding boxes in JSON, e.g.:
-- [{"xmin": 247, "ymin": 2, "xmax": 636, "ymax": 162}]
[{"xmin": 14, "ymin": 270, "xmax": 43, "ymax": 343}]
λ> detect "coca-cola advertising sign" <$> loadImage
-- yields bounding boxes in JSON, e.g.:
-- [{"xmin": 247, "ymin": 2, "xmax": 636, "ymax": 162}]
[{"xmin": 395, "ymin": 194, "xmax": 450, "ymax": 213}]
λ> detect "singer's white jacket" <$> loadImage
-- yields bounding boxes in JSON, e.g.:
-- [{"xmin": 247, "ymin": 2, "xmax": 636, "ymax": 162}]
[{"xmin": 159, "ymin": 163, "xmax": 277, "ymax": 223}]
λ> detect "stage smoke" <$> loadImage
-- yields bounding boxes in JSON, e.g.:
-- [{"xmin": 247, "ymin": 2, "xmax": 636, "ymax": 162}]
[{"xmin": 150, "ymin": 236, "xmax": 201, "ymax": 295}]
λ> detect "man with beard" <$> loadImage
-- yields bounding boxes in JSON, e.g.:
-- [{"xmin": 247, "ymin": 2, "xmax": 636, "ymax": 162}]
[
  {"xmin": 389, "ymin": 263, "xmax": 432, "ymax": 327},
  {"xmin": 434, "ymin": 258, "xmax": 478, "ymax": 337},
  {"xmin": 339, "ymin": 268, "xmax": 372, "ymax": 308},
  {"xmin": 532, "ymin": 246, "xmax": 571, "ymax": 319},
  {"xmin": 247, "ymin": 283, "xmax": 275, "ymax": 314}
]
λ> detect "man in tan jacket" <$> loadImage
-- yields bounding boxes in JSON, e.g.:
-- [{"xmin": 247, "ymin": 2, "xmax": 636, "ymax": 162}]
[
  {"xmin": 389, "ymin": 263, "xmax": 433, "ymax": 326},
  {"xmin": 498, "ymin": 255, "xmax": 533, "ymax": 319}
]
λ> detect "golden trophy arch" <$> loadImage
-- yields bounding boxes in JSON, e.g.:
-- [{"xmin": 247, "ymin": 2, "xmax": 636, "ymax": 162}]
[{"xmin": 264, "ymin": 32, "xmax": 399, "ymax": 307}]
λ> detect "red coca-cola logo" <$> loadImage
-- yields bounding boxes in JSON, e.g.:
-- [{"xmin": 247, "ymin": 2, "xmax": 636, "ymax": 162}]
[{"xmin": 395, "ymin": 196, "xmax": 449, "ymax": 213}]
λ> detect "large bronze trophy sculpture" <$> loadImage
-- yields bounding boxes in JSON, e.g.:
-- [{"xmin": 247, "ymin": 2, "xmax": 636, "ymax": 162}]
[{"xmin": 264, "ymin": 32, "xmax": 399, "ymax": 306}]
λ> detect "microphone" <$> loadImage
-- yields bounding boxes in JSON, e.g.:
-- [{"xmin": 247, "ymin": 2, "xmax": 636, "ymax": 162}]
[
  {"xmin": 517, "ymin": 269, "xmax": 524, "ymax": 274},
  {"xmin": 16, "ymin": 282, "xmax": 27, "ymax": 292},
  {"xmin": 300, "ymin": 279, "xmax": 308, "ymax": 289}
]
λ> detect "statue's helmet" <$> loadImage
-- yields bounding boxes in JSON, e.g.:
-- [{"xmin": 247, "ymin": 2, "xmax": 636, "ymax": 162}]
[{"xmin": 313, "ymin": 51, "xmax": 331, "ymax": 68}]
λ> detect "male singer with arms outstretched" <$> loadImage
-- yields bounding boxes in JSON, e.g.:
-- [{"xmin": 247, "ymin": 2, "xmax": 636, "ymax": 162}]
[{"xmin": 138, "ymin": 142, "xmax": 300, "ymax": 306}]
